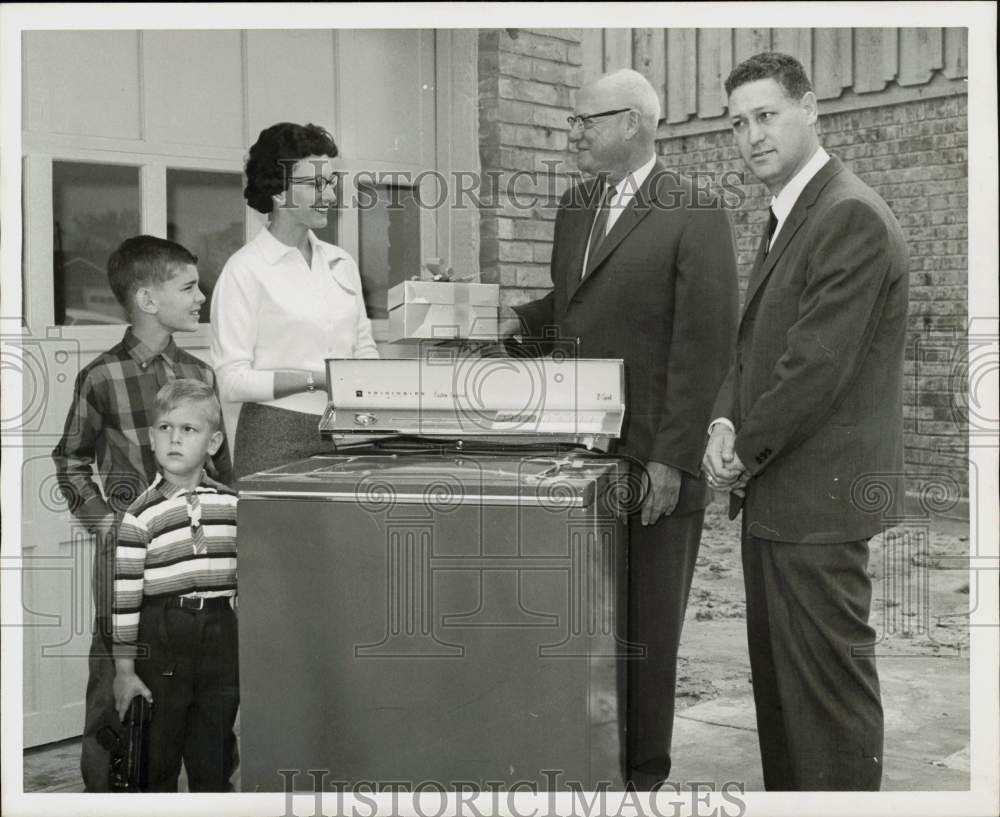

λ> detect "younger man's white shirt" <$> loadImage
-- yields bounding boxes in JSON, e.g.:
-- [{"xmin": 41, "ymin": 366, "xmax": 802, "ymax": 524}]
[{"xmin": 710, "ymin": 146, "xmax": 831, "ymax": 435}]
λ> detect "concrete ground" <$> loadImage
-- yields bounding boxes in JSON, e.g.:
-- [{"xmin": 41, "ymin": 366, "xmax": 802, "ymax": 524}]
[
  {"xmin": 667, "ymin": 500, "xmax": 971, "ymax": 791},
  {"xmin": 667, "ymin": 619, "xmax": 969, "ymax": 790}
]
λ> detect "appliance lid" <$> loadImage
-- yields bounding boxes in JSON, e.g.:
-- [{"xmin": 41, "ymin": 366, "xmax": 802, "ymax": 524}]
[
  {"xmin": 319, "ymin": 356, "xmax": 625, "ymax": 450},
  {"xmin": 238, "ymin": 452, "xmax": 624, "ymax": 508}
]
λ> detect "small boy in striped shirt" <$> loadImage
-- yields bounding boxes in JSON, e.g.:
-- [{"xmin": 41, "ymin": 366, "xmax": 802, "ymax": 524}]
[{"xmin": 111, "ymin": 379, "xmax": 238, "ymax": 792}]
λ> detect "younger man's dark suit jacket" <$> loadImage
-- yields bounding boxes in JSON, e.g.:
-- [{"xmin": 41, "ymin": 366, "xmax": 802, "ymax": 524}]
[{"xmin": 714, "ymin": 156, "xmax": 910, "ymax": 542}]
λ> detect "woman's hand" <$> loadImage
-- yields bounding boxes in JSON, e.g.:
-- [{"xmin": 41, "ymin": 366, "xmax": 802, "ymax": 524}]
[{"xmin": 273, "ymin": 370, "xmax": 327, "ymax": 399}]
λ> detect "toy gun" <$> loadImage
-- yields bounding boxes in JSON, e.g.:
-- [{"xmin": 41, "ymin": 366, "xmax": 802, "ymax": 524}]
[{"xmin": 97, "ymin": 695, "xmax": 152, "ymax": 792}]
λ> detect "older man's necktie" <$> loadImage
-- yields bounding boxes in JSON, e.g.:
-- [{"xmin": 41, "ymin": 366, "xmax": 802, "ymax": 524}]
[
  {"xmin": 583, "ymin": 183, "xmax": 617, "ymax": 277},
  {"xmin": 186, "ymin": 490, "xmax": 207, "ymax": 555}
]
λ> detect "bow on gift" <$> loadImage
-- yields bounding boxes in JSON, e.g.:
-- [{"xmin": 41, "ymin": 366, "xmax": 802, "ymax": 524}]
[{"xmin": 411, "ymin": 258, "xmax": 472, "ymax": 284}]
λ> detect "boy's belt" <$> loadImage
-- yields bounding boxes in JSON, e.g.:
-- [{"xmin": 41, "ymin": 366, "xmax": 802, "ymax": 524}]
[
  {"xmin": 167, "ymin": 595, "xmax": 232, "ymax": 611},
  {"xmin": 147, "ymin": 595, "xmax": 233, "ymax": 612}
]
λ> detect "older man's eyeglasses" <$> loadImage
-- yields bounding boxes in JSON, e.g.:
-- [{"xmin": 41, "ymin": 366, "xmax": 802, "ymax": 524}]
[
  {"xmin": 288, "ymin": 174, "xmax": 339, "ymax": 193},
  {"xmin": 566, "ymin": 108, "xmax": 632, "ymax": 130}
]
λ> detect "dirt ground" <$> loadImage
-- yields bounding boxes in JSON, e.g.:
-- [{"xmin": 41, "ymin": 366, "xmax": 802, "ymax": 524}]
[{"xmin": 676, "ymin": 498, "xmax": 971, "ymax": 710}]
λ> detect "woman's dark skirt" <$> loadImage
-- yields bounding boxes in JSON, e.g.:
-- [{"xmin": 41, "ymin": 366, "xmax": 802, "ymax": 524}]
[{"xmin": 233, "ymin": 402, "xmax": 339, "ymax": 480}]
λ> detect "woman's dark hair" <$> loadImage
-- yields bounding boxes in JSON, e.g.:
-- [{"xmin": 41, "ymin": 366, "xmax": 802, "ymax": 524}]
[{"xmin": 243, "ymin": 122, "xmax": 339, "ymax": 214}]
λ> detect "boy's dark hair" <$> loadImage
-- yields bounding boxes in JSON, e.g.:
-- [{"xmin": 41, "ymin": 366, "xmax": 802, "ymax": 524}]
[
  {"xmin": 154, "ymin": 379, "xmax": 222, "ymax": 432},
  {"xmin": 244, "ymin": 122, "xmax": 339, "ymax": 214},
  {"xmin": 107, "ymin": 235, "xmax": 198, "ymax": 313},
  {"xmin": 725, "ymin": 52, "xmax": 813, "ymax": 100}
]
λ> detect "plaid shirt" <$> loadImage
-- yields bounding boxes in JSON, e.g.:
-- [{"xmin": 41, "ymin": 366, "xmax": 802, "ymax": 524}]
[{"xmin": 52, "ymin": 328, "xmax": 234, "ymax": 529}]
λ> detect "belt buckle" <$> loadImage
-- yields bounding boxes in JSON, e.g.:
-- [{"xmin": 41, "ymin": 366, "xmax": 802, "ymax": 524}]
[{"xmin": 181, "ymin": 596, "xmax": 205, "ymax": 611}]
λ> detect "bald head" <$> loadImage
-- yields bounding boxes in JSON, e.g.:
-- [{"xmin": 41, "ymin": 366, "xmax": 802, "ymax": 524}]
[
  {"xmin": 590, "ymin": 69, "xmax": 662, "ymax": 136},
  {"xmin": 570, "ymin": 69, "xmax": 661, "ymax": 180}
]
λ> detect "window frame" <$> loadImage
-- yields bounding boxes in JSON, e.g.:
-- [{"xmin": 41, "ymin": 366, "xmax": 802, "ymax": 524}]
[
  {"xmin": 23, "ymin": 149, "xmax": 444, "ymax": 349},
  {"xmin": 23, "ymin": 146, "xmax": 251, "ymax": 351},
  {"xmin": 21, "ymin": 29, "xmax": 479, "ymax": 352}
]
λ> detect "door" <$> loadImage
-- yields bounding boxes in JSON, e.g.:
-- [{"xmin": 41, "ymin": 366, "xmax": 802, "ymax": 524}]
[
  {"xmin": 18, "ymin": 27, "xmax": 471, "ymax": 747},
  {"xmin": 17, "ymin": 153, "xmax": 243, "ymax": 747}
]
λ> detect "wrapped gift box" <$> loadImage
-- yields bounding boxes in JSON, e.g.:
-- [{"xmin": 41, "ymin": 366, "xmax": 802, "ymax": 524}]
[{"xmin": 387, "ymin": 280, "xmax": 500, "ymax": 342}]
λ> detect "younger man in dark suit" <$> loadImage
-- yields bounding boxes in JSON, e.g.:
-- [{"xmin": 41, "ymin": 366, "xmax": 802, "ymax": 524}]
[
  {"xmin": 512, "ymin": 69, "xmax": 739, "ymax": 788},
  {"xmin": 703, "ymin": 52, "xmax": 909, "ymax": 790}
]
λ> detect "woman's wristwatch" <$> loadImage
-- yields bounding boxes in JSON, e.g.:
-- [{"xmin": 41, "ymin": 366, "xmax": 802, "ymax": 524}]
[{"xmin": 305, "ymin": 372, "xmax": 316, "ymax": 393}]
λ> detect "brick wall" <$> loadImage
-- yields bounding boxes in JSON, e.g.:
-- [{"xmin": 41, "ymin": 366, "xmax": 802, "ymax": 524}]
[
  {"xmin": 659, "ymin": 95, "xmax": 970, "ymax": 498},
  {"xmin": 477, "ymin": 29, "xmax": 584, "ymax": 320},
  {"xmin": 478, "ymin": 31, "xmax": 969, "ymax": 499}
]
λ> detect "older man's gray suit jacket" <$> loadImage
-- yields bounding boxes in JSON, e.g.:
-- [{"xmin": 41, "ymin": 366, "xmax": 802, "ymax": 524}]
[{"xmin": 515, "ymin": 163, "xmax": 739, "ymax": 514}]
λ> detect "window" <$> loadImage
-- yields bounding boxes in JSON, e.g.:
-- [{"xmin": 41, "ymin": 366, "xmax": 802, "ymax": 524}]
[
  {"xmin": 28, "ymin": 31, "xmax": 475, "ymax": 341},
  {"xmin": 52, "ymin": 162, "xmax": 140, "ymax": 325},
  {"xmin": 357, "ymin": 182, "xmax": 422, "ymax": 320},
  {"xmin": 48, "ymin": 162, "xmax": 248, "ymax": 327},
  {"xmin": 166, "ymin": 169, "xmax": 245, "ymax": 322}
]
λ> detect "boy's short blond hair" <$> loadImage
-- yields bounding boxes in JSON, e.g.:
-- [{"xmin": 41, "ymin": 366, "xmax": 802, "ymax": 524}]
[{"xmin": 154, "ymin": 379, "xmax": 222, "ymax": 432}]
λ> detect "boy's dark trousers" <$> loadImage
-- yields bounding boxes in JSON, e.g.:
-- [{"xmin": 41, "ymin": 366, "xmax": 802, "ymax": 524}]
[
  {"xmin": 81, "ymin": 528, "xmax": 118, "ymax": 792},
  {"xmin": 81, "ymin": 524, "xmax": 240, "ymax": 790},
  {"xmin": 82, "ymin": 620, "xmax": 118, "ymax": 791},
  {"xmin": 134, "ymin": 596, "xmax": 239, "ymax": 792}
]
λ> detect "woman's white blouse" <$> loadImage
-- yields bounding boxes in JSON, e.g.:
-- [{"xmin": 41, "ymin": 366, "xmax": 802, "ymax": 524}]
[{"xmin": 210, "ymin": 227, "xmax": 379, "ymax": 415}]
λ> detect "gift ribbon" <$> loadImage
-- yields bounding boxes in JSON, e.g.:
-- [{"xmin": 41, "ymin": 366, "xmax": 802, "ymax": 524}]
[{"xmin": 454, "ymin": 283, "xmax": 472, "ymax": 336}]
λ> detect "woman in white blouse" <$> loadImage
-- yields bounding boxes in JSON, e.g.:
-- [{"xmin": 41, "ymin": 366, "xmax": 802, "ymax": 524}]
[{"xmin": 211, "ymin": 122, "xmax": 379, "ymax": 478}]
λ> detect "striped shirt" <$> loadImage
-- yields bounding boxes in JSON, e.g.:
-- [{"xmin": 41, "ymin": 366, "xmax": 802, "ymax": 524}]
[
  {"xmin": 112, "ymin": 472, "xmax": 238, "ymax": 655},
  {"xmin": 52, "ymin": 327, "xmax": 234, "ymax": 527}
]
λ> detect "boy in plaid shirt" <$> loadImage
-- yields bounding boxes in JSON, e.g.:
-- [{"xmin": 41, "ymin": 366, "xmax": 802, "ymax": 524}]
[
  {"xmin": 112, "ymin": 379, "xmax": 238, "ymax": 792},
  {"xmin": 52, "ymin": 235, "xmax": 233, "ymax": 791}
]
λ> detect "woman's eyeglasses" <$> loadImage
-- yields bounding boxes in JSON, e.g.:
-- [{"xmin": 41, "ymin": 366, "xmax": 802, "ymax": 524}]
[{"xmin": 288, "ymin": 174, "xmax": 339, "ymax": 193}]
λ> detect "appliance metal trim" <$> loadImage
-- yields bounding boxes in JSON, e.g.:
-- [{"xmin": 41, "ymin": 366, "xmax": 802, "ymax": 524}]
[{"xmin": 239, "ymin": 489, "xmax": 587, "ymax": 507}]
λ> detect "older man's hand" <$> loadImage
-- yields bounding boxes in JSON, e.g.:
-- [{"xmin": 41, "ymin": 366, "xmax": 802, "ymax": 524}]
[{"xmin": 640, "ymin": 461, "xmax": 683, "ymax": 526}]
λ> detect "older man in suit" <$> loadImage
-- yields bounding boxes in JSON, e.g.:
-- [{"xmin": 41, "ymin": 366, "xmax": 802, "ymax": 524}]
[
  {"xmin": 703, "ymin": 52, "xmax": 909, "ymax": 790},
  {"xmin": 512, "ymin": 68, "xmax": 739, "ymax": 788}
]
